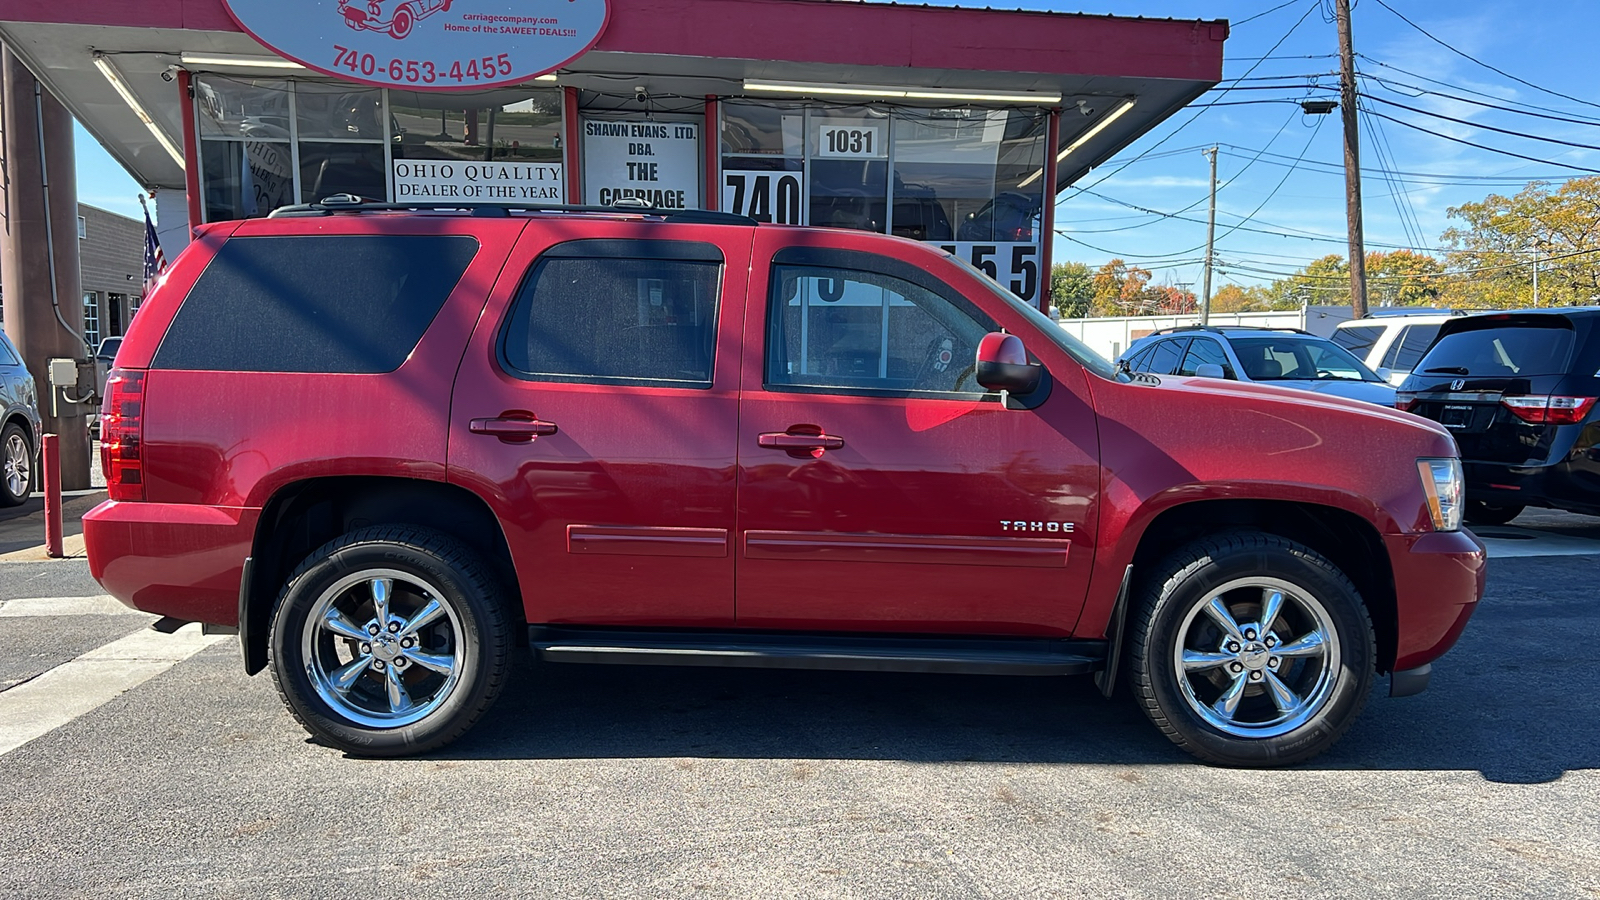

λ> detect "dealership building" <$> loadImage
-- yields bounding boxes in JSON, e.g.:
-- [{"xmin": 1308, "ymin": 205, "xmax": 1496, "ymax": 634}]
[{"xmin": 0, "ymin": 0, "xmax": 1225, "ymax": 310}]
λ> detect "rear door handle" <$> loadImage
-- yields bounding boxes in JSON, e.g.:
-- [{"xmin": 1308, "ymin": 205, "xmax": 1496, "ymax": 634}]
[
  {"xmin": 470, "ymin": 416, "xmax": 558, "ymax": 442},
  {"xmin": 758, "ymin": 432, "xmax": 844, "ymax": 452}
]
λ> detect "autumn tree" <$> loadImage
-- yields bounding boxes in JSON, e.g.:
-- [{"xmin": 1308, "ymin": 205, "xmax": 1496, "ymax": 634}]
[
  {"xmin": 1208, "ymin": 283, "xmax": 1275, "ymax": 313},
  {"xmin": 1050, "ymin": 261, "xmax": 1094, "ymax": 318},
  {"xmin": 1441, "ymin": 177, "xmax": 1600, "ymax": 308}
]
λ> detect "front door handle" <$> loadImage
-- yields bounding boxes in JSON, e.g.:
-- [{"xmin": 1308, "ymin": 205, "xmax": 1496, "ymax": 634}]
[
  {"xmin": 758, "ymin": 430, "xmax": 844, "ymax": 458},
  {"xmin": 470, "ymin": 415, "xmax": 558, "ymax": 442}
]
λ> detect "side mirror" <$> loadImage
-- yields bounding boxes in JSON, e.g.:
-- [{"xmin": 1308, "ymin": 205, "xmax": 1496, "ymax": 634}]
[
  {"xmin": 1376, "ymin": 367, "xmax": 1394, "ymax": 383},
  {"xmin": 975, "ymin": 332, "xmax": 1043, "ymax": 396},
  {"xmin": 1193, "ymin": 363, "xmax": 1225, "ymax": 379}
]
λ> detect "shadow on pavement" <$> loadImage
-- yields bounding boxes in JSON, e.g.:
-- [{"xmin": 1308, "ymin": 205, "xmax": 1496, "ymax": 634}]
[
  {"xmin": 0, "ymin": 491, "xmax": 105, "ymax": 555},
  {"xmin": 418, "ymin": 556, "xmax": 1600, "ymax": 784}
]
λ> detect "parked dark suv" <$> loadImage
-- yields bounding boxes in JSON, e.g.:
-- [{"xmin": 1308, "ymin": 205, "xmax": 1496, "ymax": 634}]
[
  {"xmin": 1397, "ymin": 308, "xmax": 1600, "ymax": 525},
  {"xmin": 84, "ymin": 199, "xmax": 1484, "ymax": 767}
]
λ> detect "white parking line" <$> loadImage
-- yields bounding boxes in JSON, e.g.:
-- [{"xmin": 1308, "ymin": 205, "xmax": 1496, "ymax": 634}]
[
  {"xmin": 0, "ymin": 624, "xmax": 224, "ymax": 757},
  {"xmin": 0, "ymin": 595, "xmax": 143, "ymax": 617},
  {"xmin": 1475, "ymin": 529, "xmax": 1600, "ymax": 559}
]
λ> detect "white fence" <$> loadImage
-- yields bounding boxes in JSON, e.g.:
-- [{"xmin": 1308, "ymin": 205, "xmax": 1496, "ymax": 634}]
[{"xmin": 1057, "ymin": 305, "xmax": 1355, "ymax": 362}]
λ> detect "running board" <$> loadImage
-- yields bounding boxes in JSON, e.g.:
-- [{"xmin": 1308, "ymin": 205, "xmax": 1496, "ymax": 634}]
[{"xmin": 529, "ymin": 627, "xmax": 1105, "ymax": 676}]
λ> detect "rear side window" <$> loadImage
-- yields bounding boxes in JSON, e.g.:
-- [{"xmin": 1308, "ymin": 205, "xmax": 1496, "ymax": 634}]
[
  {"xmin": 1419, "ymin": 325, "xmax": 1574, "ymax": 378},
  {"xmin": 154, "ymin": 235, "xmax": 477, "ymax": 373},
  {"xmin": 1381, "ymin": 324, "xmax": 1441, "ymax": 371},
  {"xmin": 502, "ymin": 242, "xmax": 722, "ymax": 388},
  {"xmin": 1331, "ymin": 325, "xmax": 1382, "ymax": 359}
]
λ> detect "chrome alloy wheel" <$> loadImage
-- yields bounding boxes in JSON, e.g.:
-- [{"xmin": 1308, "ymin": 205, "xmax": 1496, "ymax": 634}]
[
  {"xmin": 1172, "ymin": 577, "xmax": 1341, "ymax": 739},
  {"xmin": 301, "ymin": 568, "xmax": 464, "ymax": 729},
  {"xmin": 3, "ymin": 432, "xmax": 29, "ymax": 498}
]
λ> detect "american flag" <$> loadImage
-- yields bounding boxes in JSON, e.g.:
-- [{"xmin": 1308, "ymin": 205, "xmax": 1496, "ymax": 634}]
[{"xmin": 141, "ymin": 195, "xmax": 166, "ymax": 295}]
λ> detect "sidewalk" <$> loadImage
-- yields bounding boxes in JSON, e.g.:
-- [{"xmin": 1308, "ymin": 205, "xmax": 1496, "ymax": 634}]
[{"xmin": 0, "ymin": 444, "xmax": 107, "ymax": 561}]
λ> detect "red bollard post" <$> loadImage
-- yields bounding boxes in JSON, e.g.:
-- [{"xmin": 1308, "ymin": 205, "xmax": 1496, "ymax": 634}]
[{"xmin": 42, "ymin": 433, "xmax": 63, "ymax": 558}]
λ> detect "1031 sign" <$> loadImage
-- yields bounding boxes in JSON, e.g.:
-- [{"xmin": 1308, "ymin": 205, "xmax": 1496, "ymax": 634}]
[
  {"xmin": 939, "ymin": 242, "xmax": 1040, "ymax": 304},
  {"xmin": 724, "ymin": 171, "xmax": 804, "ymax": 225}
]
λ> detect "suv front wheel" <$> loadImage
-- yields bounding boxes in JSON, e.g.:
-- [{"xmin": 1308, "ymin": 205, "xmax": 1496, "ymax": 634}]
[
  {"xmin": 1129, "ymin": 531, "xmax": 1374, "ymax": 767},
  {"xmin": 268, "ymin": 526, "xmax": 510, "ymax": 756}
]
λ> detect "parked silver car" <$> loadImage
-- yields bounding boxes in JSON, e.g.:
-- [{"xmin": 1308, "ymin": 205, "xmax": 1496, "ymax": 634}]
[
  {"xmin": 1118, "ymin": 326, "xmax": 1398, "ymax": 406},
  {"xmin": 0, "ymin": 328, "xmax": 42, "ymax": 506}
]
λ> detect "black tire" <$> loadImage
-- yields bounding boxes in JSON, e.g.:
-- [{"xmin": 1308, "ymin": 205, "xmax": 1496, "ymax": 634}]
[
  {"xmin": 268, "ymin": 525, "xmax": 510, "ymax": 756},
  {"xmin": 1464, "ymin": 500, "xmax": 1524, "ymax": 527},
  {"xmin": 1128, "ymin": 531, "xmax": 1375, "ymax": 767},
  {"xmin": 1, "ymin": 421, "xmax": 34, "ymax": 507}
]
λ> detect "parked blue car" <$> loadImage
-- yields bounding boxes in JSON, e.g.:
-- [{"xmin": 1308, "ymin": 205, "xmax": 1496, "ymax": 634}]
[{"xmin": 1118, "ymin": 326, "xmax": 1398, "ymax": 407}]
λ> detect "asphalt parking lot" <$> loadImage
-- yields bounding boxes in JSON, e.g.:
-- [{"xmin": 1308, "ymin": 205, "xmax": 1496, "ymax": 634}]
[{"xmin": 0, "ymin": 504, "xmax": 1597, "ymax": 898}]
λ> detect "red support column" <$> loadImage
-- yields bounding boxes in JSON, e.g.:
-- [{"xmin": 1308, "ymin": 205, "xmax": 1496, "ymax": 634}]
[
  {"xmin": 42, "ymin": 434, "xmax": 62, "ymax": 558},
  {"xmin": 703, "ymin": 95, "xmax": 718, "ymax": 211},
  {"xmin": 563, "ymin": 86, "xmax": 582, "ymax": 204},
  {"xmin": 177, "ymin": 69, "xmax": 202, "ymax": 230},
  {"xmin": 1039, "ymin": 107, "xmax": 1061, "ymax": 314}
]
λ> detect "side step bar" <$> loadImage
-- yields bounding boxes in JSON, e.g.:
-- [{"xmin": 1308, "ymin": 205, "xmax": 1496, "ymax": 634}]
[{"xmin": 529, "ymin": 626, "xmax": 1106, "ymax": 676}]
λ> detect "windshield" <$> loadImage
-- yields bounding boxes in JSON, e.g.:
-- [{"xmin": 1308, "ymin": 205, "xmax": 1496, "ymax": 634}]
[
  {"xmin": 1418, "ymin": 325, "xmax": 1574, "ymax": 378},
  {"xmin": 948, "ymin": 254, "xmax": 1120, "ymax": 380},
  {"xmin": 1227, "ymin": 336, "xmax": 1384, "ymax": 383}
]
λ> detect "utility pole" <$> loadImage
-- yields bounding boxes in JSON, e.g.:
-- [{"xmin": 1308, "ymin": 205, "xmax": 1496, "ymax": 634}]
[
  {"xmin": 1336, "ymin": 0, "xmax": 1368, "ymax": 318},
  {"xmin": 1201, "ymin": 146, "xmax": 1217, "ymax": 325}
]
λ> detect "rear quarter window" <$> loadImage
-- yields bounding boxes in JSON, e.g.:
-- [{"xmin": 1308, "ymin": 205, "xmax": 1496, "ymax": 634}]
[
  {"xmin": 152, "ymin": 234, "xmax": 478, "ymax": 373},
  {"xmin": 1331, "ymin": 325, "xmax": 1383, "ymax": 359}
]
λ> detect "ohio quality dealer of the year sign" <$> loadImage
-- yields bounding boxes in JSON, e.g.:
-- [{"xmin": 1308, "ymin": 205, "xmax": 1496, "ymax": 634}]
[{"xmin": 222, "ymin": 0, "xmax": 610, "ymax": 90}]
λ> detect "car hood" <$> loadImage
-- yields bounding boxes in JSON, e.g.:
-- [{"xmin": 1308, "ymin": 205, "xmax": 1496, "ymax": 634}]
[{"xmin": 1265, "ymin": 378, "xmax": 1398, "ymax": 406}]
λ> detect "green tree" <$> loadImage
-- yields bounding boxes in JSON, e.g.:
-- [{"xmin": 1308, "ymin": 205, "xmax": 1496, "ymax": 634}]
[
  {"xmin": 1442, "ymin": 177, "xmax": 1600, "ymax": 308},
  {"xmin": 1050, "ymin": 261, "xmax": 1095, "ymax": 318},
  {"xmin": 1367, "ymin": 249, "xmax": 1445, "ymax": 307}
]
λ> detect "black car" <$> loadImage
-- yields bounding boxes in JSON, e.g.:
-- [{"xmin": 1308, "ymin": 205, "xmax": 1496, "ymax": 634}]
[{"xmin": 1397, "ymin": 309, "xmax": 1600, "ymax": 525}]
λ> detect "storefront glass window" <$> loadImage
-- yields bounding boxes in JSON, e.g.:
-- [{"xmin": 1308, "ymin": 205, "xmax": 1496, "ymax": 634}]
[
  {"xmin": 82, "ymin": 292, "xmax": 100, "ymax": 349},
  {"xmin": 195, "ymin": 76, "xmax": 566, "ymax": 219},
  {"xmin": 719, "ymin": 102, "xmax": 1049, "ymax": 303}
]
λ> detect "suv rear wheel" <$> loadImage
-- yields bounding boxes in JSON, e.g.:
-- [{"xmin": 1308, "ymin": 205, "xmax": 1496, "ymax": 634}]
[
  {"xmin": 268, "ymin": 526, "xmax": 510, "ymax": 756},
  {"xmin": 1129, "ymin": 531, "xmax": 1374, "ymax": 767},
  {"xmin": 1, "ymin": 422, "xmax": 33, "ymax": 507}
]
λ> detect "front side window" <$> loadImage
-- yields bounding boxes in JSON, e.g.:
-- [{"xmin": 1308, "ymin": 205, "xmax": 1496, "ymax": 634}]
[
  {"xmin": 1145, "ymin": 338, "xmax": 1186, "ymax": 375},
  {"xmin": 766, "ymin": 264, "xmax": 995, "ymax": 395},
  {"xmin": 1180, "ymin": 337, "xmax": 1234, "ymax": 378},
  {"xmin": 502, "ymin": 246, "xmax": 722, "ymax": 388}
]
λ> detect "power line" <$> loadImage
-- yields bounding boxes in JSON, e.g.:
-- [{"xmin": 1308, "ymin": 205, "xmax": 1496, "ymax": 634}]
[
  {"xmin": 1357, "ymin": 55, "xmax": 1600, "ymax": 123},
  {"xmin": 1361, "ymin": 73, "xmax": 1600, "ymax": 129},
  {"xmin": 1368, "ymin": 0, "xmax": 1600, "ymax": 112},
  {"xmin": 1363, "ymin": 108, "xmax": 1600, "ymax": 175},
  {"xmin": 1233, "ymin": 0, "xmax": 1306, "ymax": 28},
  {"xmin": 1362, "ymin": 94, "xmax": 1600, "ymax": 154}
]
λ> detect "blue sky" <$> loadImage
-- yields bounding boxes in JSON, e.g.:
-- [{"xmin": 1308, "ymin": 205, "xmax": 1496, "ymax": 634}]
[{"xmin": 74, "ymin": 0, "xmax": 1595, "ymax": 291}]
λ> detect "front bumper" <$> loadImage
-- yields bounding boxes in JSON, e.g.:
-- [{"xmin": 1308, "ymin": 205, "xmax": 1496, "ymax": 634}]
[
  {"xmin": 82, "ymin": 500, "xmax": 259, "ymax": 626},
  {"xmin": 1383, "ymin": 529, "xmax": 1486, "ymax": 673}
]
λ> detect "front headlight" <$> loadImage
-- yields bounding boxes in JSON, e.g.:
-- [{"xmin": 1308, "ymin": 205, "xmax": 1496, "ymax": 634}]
[{"xmin": 1418, "ymin": 458, "xmax": 1464, "ymax": 531}]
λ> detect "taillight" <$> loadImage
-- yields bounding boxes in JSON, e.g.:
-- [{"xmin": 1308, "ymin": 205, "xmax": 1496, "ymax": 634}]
[
  {"xmin": 1395, "ymin": 392, "xmax": 1418, "ymax": 412},
  {"xmin": 99, "ymin": 369, "xmax": 145, "ymax": 501},
  {"xmin": 1500, "ymin": 395, "xmax": 1597, "ymax": 425}
]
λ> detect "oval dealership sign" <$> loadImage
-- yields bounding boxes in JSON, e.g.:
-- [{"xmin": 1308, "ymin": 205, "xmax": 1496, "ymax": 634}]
[{"xmin": 222, "ymin": 0, "xmax": 609, "ymax": 91}]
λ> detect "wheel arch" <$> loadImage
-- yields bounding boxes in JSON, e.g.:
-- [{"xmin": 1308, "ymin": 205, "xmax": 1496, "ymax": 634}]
[
  {"xmin": 1125, "ymin": 498, "xmax": 1399, "ymax": 674},
  {"xmin": 240, "ymin": 475, "xmax": 522, "ymax": 676}
]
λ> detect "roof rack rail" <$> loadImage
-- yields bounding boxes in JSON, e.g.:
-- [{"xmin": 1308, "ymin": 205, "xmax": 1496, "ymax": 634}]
[
  {"xmin": 267, "ymin": 194, "xmax": 759, "ymax": 225},
  {"xmin": 1147, "ymin": 324, "xmax": 1314, "ymax": 337}
]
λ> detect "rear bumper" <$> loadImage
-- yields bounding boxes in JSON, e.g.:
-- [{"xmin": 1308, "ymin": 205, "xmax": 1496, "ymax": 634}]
[
  {"xmin": 1384, "ymin": 529, "xmax": 1486, "ymax": 673},
  {"xmin": 1465, "ymin": 453, "xmax": 1600, "ymax": 515},
  {"xmin": 82, "ymin": 500, "xmax": 259, "ymax": 627}
]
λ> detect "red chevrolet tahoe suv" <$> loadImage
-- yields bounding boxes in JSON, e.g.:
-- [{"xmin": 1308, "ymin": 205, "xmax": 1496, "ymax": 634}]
[{"xmin": 85, "ymin": 199, "xmax": 1485, "ymax": 766}]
